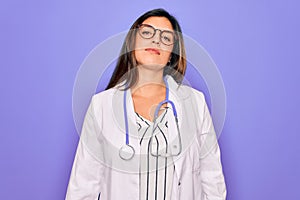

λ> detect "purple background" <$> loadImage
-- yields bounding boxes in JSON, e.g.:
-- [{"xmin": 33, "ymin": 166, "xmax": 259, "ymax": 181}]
[{"xmin": 1, "ymin": 0, "xmax": 299, "ymax": 199}]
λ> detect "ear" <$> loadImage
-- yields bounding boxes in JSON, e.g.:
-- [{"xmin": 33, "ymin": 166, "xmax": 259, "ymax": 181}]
[
  {"xmin": 167, "ymin": 61, "xmax": 171, "ymax": 66},
  {"xmin": 169, "ymin": 54, "xmax": 172, "ymax": 62}
]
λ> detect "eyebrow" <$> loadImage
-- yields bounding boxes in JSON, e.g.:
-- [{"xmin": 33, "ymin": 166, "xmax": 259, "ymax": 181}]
[{"xmin": 141, "ymin": 24, "xmax": 174, "ymax": 33}]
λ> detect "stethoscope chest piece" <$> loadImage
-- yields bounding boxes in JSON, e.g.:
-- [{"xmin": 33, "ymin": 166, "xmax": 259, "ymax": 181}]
[{"xmin": 119, "ymin": 144, "xmax": 135, "ymax": 160}]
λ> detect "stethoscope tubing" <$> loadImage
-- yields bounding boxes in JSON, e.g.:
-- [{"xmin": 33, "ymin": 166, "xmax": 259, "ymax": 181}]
[
  {"xmin": 120, "ymin": 76, "xmax": 181, "ymax": 160},
  {"xmin": 123, "ymin": 86, "xmax": 129, "ymax": 145}
]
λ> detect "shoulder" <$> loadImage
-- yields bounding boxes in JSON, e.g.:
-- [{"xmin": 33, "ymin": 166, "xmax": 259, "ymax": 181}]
[
  {"xmin": 178, "ymin": 84, "xmax": 206, "ymax": 105},
  {"xmin": 167, "ymin": 75, "xmax": 206, "ymax": 105},
  {"xmin": 93, "ymin": 88, "xmax": 116, "ymax": 100},
  {"xmin": 89, "ymin": 87, "xmax": 119, "ymax": 111},
  {"xmin": 190, "ymin": 87, "xmax": 206, "ymax": 104}
]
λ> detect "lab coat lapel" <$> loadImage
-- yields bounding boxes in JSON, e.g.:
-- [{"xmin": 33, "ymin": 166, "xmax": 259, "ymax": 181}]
[{"xmin": 166, "ymin": 76, "xmax": 184, "ymax": 180}]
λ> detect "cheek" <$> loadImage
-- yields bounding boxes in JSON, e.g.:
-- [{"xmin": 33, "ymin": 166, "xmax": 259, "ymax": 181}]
[
  {"xmin": 134, "ymin": 50, "xmax": 143, "ymax": 64},
  {"xmin": 134, "ymin": 37, "xmax": 148, "ymax": 63},
  {"xmin": 135, "ymin": 35, "xmax": 148, "ymax": 50},
  {"xmin": 161, "ymin": 50, "xmax": 172, "ymax": 62}
]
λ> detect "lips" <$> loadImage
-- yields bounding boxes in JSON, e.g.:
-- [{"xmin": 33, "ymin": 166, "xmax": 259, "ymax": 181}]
[{"xmin": 145, "ymin": 48, "xmax": 160, "ymax": 55}]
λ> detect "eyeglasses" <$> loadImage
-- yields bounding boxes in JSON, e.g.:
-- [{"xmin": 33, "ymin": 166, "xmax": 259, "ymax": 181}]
[{"xmin": 137, "ymin": 24, "xmax": 177, "ymax": 46}]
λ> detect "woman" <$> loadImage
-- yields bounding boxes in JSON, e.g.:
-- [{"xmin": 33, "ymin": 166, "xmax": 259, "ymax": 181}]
[{"xmin": 66, "ymin": 8, "xmax": 226, "ymax": 200}]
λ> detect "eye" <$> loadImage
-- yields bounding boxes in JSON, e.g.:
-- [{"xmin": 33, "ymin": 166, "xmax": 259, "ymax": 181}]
[
  {"xmin": 162, "ymin": 35, "xmax": 171, "ymax": 42},
  {"xmin": 139, "ymin": 25, "xmax": 155, "ymax": 39},
  {"xmin": 141, "ymin": 30, "xmax": 152, "ymax": 36},
  {"xmin": 161, "ymin": 32, "xmax": 174, "ymax": 45}
]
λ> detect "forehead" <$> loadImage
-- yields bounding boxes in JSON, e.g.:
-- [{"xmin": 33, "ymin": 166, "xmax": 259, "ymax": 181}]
[{"xmin": 142, "ymin": 17, "xmax": 173, "ymax": 31}]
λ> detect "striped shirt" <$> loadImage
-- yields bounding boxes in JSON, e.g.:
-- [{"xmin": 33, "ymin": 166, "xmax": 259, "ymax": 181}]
[{"xmin": 136, "ymin": 109, "xmax": 174, "ymax": 200}]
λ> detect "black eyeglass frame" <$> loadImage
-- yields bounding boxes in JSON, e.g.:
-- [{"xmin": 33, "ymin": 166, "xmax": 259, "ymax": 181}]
[{"xmin": 137, "ymin": 24, "xmax": 178, "ymax": 46}]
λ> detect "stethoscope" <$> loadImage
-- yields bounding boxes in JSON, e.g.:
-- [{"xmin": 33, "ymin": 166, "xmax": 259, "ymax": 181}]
[{"xmin": 119, "ymin": 77, "xmax": 182, "ymax": 160}]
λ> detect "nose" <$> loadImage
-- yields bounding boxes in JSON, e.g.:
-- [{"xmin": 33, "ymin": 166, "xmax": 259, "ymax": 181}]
[{"xmin": 152, "ymin": 30, "xmax": 161, "ymax": 45}]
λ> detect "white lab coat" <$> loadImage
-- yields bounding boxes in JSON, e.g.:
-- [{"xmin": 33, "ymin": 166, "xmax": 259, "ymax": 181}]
[{"xmin": 66, "ymin": 76, "xmax": 226, "ymax": 200}]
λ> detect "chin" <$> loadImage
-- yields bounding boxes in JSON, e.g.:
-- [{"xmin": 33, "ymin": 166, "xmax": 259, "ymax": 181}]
[
  {"xmin": 137, "ymin": 58, "xmax": 167, "ymax": 67},
  {"xmin": 135, "ymin": 51, "xmax": 168, "ymax": 69},
  {"xmin": 138, "ymin": 63, "xmax": 166, "ymax": 71}
]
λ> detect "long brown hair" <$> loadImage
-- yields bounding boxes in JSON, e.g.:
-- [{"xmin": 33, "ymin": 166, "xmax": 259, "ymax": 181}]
[{"xmin": 105, "ymin": 8, "xmax": 186, "ymax": 90}]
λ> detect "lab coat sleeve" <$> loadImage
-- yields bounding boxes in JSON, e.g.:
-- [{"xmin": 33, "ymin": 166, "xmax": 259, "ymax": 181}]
[
  {"xmin": 66, "ymin": 96, "xmax": 104, "ymax": 200},
  {"xmin": 197, "ymin": 93, "xmax": 227, "ymax": 200}
]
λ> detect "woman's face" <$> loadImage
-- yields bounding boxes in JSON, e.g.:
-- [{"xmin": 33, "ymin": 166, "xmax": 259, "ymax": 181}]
[{"xmin": 134, "ymin": 17, "xmax": 174, "ymax": 69}]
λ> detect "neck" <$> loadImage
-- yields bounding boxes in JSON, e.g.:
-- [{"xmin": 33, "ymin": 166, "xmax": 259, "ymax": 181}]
[{"xmin": 131, "ymin": 65, "xmax": 166, "ymax": 97}]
